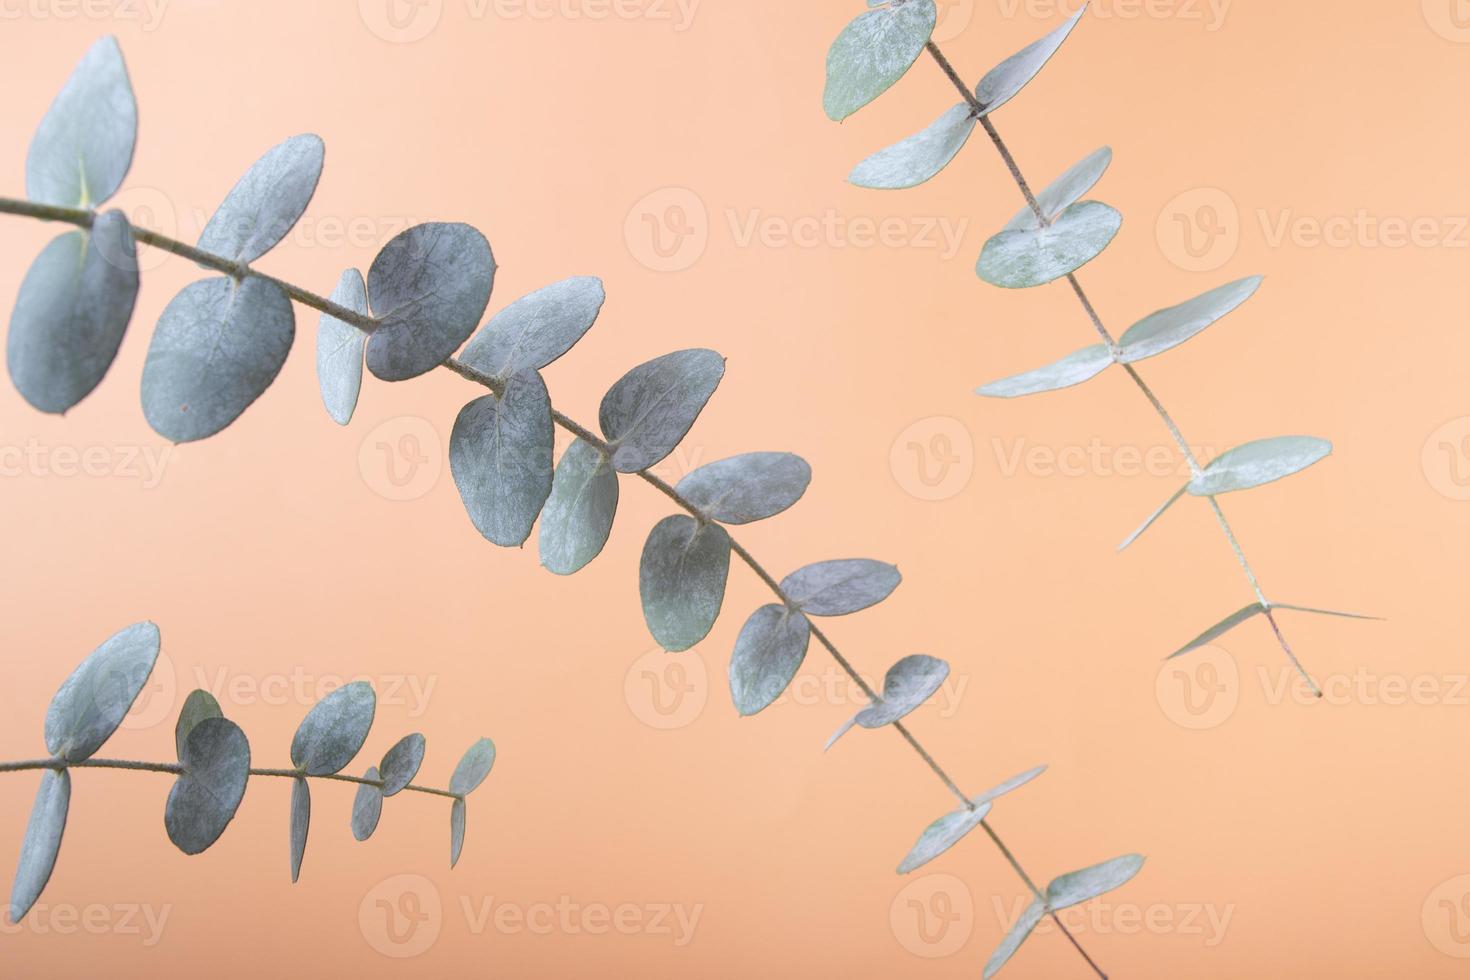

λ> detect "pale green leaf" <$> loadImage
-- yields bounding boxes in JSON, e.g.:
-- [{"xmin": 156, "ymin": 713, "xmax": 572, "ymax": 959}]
[
  {"xmin": 351, "ymin": 767, "xmax": 383, "ymax": 842},
  {"xmin": 289, "ymin": 776, "xmax": 309, "ymax": 883},
  {"xmin": 599, "ymin": 349, "xmax": 724, "ymax": 473},
  {"xmin": 1119, "ymin": 277, "xmax": 1263, "ymax": 364},
  {"xmin": 539, "ymin": 439, "xmax": 620, "ymax": 576},
  {"xmin": 315, "ymin": 268, "xmax": 368, "ymax": 426},
  {"xmin": 1168, "ymin": 604, "xmax": 1266, "ymax": 660},
  {"xmin": 897, "ymin": 799, "xmax": 992, "ymax": 874},
  {"xmin": 378, "ymin": 733, "xmax": 425, "ymax": 798},
  {"xmin": 1189, "ymin": 436, "xmax": 1332, "ymax": 497},
  {"xmin": 984, "ymin": 899, "xmax": 1044, "ymax": 979},
  {"xmin": 1047, "ymin": 854, "xmax": 1146, "ymax": 911},
  {"xmin": 450, "ymin": 798, "xmax": 466, "ymax": 868},
  {"xmin": 1118, "ymin": 484, "xmax": 1186, "ymax": 552},
  {"xmin": 729, "ymin": 604, "xmax": 811, "ymax": 716},
  {"xmin": 460, "ymin": 276, "xmax": 604, "ymax": 380},
  {"xmin": 827, "ymin": 654, "xmax": 949, "ymax": 750},
  {"xmin": 977, "ymin": 344, "xmax": 1111, "ymax": 399},
  {"xmin": 849, "ymin": 102, "xmax": 976, "ymax": 190},
  {"xmin": 8, "ymin": 769, "xmax": 69, "ymax": 924},
  {"xmin": 639, "ymin": 515, "xmax": 732, "ymax": 652},
  {"xmin": 977, "ymin": 201, "xmax": 1121, "ymax": 289},
  {"xmin": 780, "ymin": 559, "xmax": 901, "ymax": 616},
  {"xmin": 450, "ymin": 371, "xmax": 555, "ymax": 547},
  {"xmin": 823, "ymin": 0, "xmax": 937, "ymax": 122},
  {"xmin": 290, "ymin": 681, "xmax": 375, "ymax": 776},
  {"xmin": 27, "ymin": 36, "xmax": 136, "ymax": 208},
  {"xmin": 449, "ymin": 738, "xmax": 496, "ymax": 797},
  {"xmin": 974, "ymin": 5, "xmax": 1087, "ymax": 116},
  {"xmin": 1004, "ymin": 147, "xmax": 1113, "ymax": 231},
  {"xmin": 45, "ymin": 620, "xmax": 159, "ymax": 762},
  {"xmin": 197, "ymin": 134, "xmax": 324, "ymax": 264},
  {"xmin": 174, "ymin": 689, "xmax": 222, "ymax": 761},
  {"xmin": 676, "ymin": 452, "xmax": 812, "ymax": 525}
]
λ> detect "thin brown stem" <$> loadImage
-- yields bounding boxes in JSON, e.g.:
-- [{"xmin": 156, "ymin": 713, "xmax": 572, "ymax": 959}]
[{"xmin": 0, "ymin": 757, "xmax": 459, "ymax": 799}]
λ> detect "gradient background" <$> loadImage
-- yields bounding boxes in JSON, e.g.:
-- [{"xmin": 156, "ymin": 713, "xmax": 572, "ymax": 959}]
[{"xmin": 0, "ymin": 1, "xmax": 1465, "ymax": 977}]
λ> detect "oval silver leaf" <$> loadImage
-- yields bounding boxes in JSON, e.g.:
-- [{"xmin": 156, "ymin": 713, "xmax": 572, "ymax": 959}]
[
  {"xmin": 1117, "ymin": 484, "xmax": 1186, "ymax": 552},
  {"xmin": 984, "ymin": 899, "xmax": 1044, "ymax": 979},
  {"xmin": 197, "ymin": 134, "xmax": 325, "ymax": 264},
  {"xmin": 289, "ymin": 776, "xmax": 309, "ymax": 883},
  {"xmin": 849, "ymin": 102, "xmax": 976, "ymax": 190},
  {"xmin": 1188, "ymin": 436, "xmax": 1332, "ymax": 497},
  {"xmin": 460, "ymin": 276, "xmax": 605, "ymax": 380},
  {"xmin": 977, "ymin": 201, "xmax": 1121, "ymax": 289},
  {"xmin": 1004, "ymin": 147, "xmax": 1113, "ymax": 231},
  {"xmin": 141, "ymin": 276, "xmax": 295, "ymax": 443},
  {"xmin": 599, "ymin": 349, "xmax": 725, "ymax": 473},
  {"xmin": 366, "ymin": 222, "xmax": 495, "ymax": 381},
  {"xmin": 8, "ymin": 210, "xmax": 139, "ymax": 414},
  {"xmin": 729, "ymin": 604, "xmax": 812, "ymax": 717},
  {"xmin": 780, "ymin": 559, "xmax": 901, "ymax": 617},
  {"xmin": 1119, "ymin": 277, "xmax": 1263, "ymax": 364},
  {"xmin": 539, "ymin": 439, "xmax": 620, "ymax": 576},
  {"xmin": 9, "ymin": 768, "xmax": 70, "ymax": 924},
  {"xmin": 315, "ymin": 268, "xmax": 369, "ymax": 426},
  {"xmin": 1046, "ymin": 854, "xmax": 1146, "ymax": 911},
  {"xmin": 378, "ymin": 733, "xmax": 426, "ymax": 797},
  {"xmin": 828, "ymin": 654, "xmax": 951, "ymax": 751},
  {"xmin": 449, "ymin": 371, "xmax": 555, "ymax": 548},
  {"xmin": 823, "ymin": 0, "xmax": 937, "ymax": 122},
  {"xmin": 450, "ymin": 798, "xmax": 467, "ymax": 868},
  {"xmin": 449, "ymin": 738, "xmax": 496, "ymax": 797},
  {"xmin": 974, "ymin": 765, "xmax": 1048, "ymax": 807},
  {"xmin": 675, "ymin": 452, "xmax": 812, "ymax": 525},
  {"xmin": 1168, "ymin": 604, "xmax": 1265, "ymax": 660},
  {"xmin": 351, "ymin": 767, "xmax": 384, "ymax": 842},
  {"xmin": 974, "ymin": 4, "xmax": 1087, "ymax": 116},
  {"xmin": 27, "ymin": 36, "xmax": 136, "ymax": 208},
  {"xmin": 639, "ymin": 515, "xmax": 732, "ymax": 652},
  {"xmin": 289, "ymin": 681, "xmax": 375, "ymax": 776},
  {"xmin": 45, "ymin": 620, "xmax": 160, "ymax": 763},
  {"xmin": 165, "ymin": 716, "xmax": 251, "ymax": 855},
  {"xmin": 897, "ymin": 799, "xmax": 993, "ymax": 874},
  {"xmin": 173, "ymin": 689, "xmax": 223, "ymax": 762},
  {"xmin": 976, "ymin": 344, "xmax": 1111, "ymax": 399}
]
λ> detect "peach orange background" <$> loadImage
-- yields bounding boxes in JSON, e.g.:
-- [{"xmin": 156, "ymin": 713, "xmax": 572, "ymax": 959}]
[{"xmin": 1, "ymin": 1, "xmax": 1467, "ymax": 977}]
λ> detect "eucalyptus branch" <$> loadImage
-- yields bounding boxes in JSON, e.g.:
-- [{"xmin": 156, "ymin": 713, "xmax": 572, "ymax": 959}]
[{"xmin": 0, "ymin": 758, "xmax": 462, "ymax": 799}]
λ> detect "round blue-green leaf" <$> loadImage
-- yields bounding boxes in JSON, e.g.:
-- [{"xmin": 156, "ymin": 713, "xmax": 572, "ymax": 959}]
[
  {"xmin": 8, "ymin": 210, "xmax": 139, "ymax": 414},
  {"xmin": 45, "ymin": 620, "xmax": 160, "ymax": 763},
  {"xmin": 849, "ymin": 102, "xmax": 976, "ymax": 190},
  {"xmin": 315, "ymin": 268, "xmax": 368, "ymax": 426},
  {"xmin": 827, "ymin": 654, "xmax": 951, "ymax": 750},
  {"xmin": 460, "ymin": 276, "xmax": 605, "ymax": 380},
  {"xmin": 600, "ymin": 349, "xmax": 725, "ymax": 473},
  {"xmin": 174, "ymin": 689, "xmax": 223, "ymax": 762},
  {"xmin": 9, "ymin": 768, "xmax": 69, "ymax": 924},
  {"xmin": 450, "ymin": 371, "xmax": 555, "ymax": 548},
  {"xmin": 351, "ymin": 767, "xmax": 384, "ymax": 842},
  {"xmin": 366, "ymin": 222, "xmax": 494, "ymax": 382},
  {"xmin": 1004, "ymin": 146, "xmax": 1113, "ymax": 231},
  {"xmin": 197, "ymin": 134, "xmax": 324, "ymax": 264},
  {"xmin": 450, "ymin": 798, "xmax": 466, "ymax": 868},
  {"xmin": 140, "ymin": 276, "xmax": 295, "ymax": 443},
  {"xmin": 1119, "ymin": 277, "xmax": 1263, "ymax": 364},
  {"xmin": 1188, "ymin": 436, "xmax": 1332, "ymax": 497},
  {"xmin": 823, "ymin": 0, "xmax": 937, "ymax": 122},
  {"xmin": 1047, "ymin": 854, "xmax": 1146, "ymax": 911},
  {"xmin": 898, "ymin": 799, "xmax": 992, "ymax": 874},
  {"xmin": 378, "ymin": 733, "xmax": 425, "ymax": 798},
  {"xmin": 974, "ymin": 5, "xmax": 1086, "ymax": 116},
  {"xmin": 165, "ymin": 716, "xmax": 251, "ymax": 855},
  {"xmin": 449, "ymin": 738, "xmax": 496, "ymax": 797},
  {"xmin": 977, "ymin": 201, "xmax": 1121, "ymax": 289},
  {"xmin": 27, "ymin": 36, "xmax": 136, "ymax": 208},
  {"xmin": 539, "ymin": 439, "xmax": 619, "ymax": 576},
  {"xmin": 675, "ymin": 452, "xmax": 812, "ymax": 525},
  {"xmin": 780, "ymin": 559, "xmax": 901, "ymax": 617},
  {"xmin": 729, "ymin": 604, "xmax": 811, "ymax": 717},
  {"xmin": 289, "ymin": 776, "xmax": 309, "ymax": 883},
  {"xmin": 639, "ymin": 515, "xmax": 732, "ymax": 652},
  {"xmin": 976, "ymin": 344, "xmax": 1111, "ymax": 399},
  {"xmin": 290, "ymin": 681, "xmax": 375, "ymax": 776}
]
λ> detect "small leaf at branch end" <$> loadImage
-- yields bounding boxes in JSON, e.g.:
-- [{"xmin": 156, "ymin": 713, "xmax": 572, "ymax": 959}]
[
  {"xmin": 290, "ymin": 681, "xmax": 375, "ymax": 776},
  {"xmin": 974, "ymin": 765, "xmax": 1048, "ymax": 807},
  {"xmin": 378, "ymin": 733, "xmax": 426, "ymax": 797},
  {"xmin": 174, "ymin": 689, "xmax": 223, "ymax": 761},
  {"xmin": 1168, "ymin": 604, "xmax": 1266, "ymax": 660},
  {"xmin": 8, "ymin": 210, "xmax": 139, "ymax": 414},
  {"xmin": 639, "ymin": 515, "xmax": 732, "ymax": 652},
  {"xmin": 1271, "ymin": 603, "xmax": 1382, "ymax": 622},
  {"xmin": 351, "ymin": 767, "xmax": 384, "ymax": 842},
  {"xmin": 849, "ymin": 102, "xmax": 976, "ymax": 190},
  {"xmin": 315, "ymin": 268, "xmax": 369, "ymax": 426},
  {"xmin": 165, "ymin": 717, "xmax": 251, "ymax": 855},
  {"xmin": 1118, "ymin": 484, "xmax": 1187, "ymax": 552},
  {"xmin": 897, "ymin": 799, "xmax": 993, "ymax": 874},
  {"xmin": 823, "ymin": 0, "xmax": 937, "ymax": 122},
  {"xmin": 974, "ymin": 4, "xmax": 1087, "ymax": 117},
  {"xmin": 1189, "ymin": 436, "xmax": 1332, "ymax": 497},
  {"xmin": 450, "ymin": 798, "xmax": 467, "ymax": 868},
  {"xmin": 539, "ymin": 439, "xmax": 620, "ymax": 576},
  {"xmin": 1047, "ymin": 854, "xmax": 1146, "ymax": 911},
  {"xmin": 977, "ymin": 344, "xmax": 1111, "ymax": 399},
  {"xmin": 977, "ymin": 201, "xmax": 1120, "ymax": 289},
  {"xmin": 289, "ymin": 777, "xmax": 309, "ymax": 884},
  {"xmin": 449, "ymin": 739, "xmax": 496, "ymax": 797},
  {"xmin": 45, "ymin": 620, "xmax": 160, "ymax": 763},
  {"xmin": 365, "ymin": 222, "xmax": 494, "ymax": 382},
  {"xmin": 828, "ymin": 654, "xmax": 950, "ymax": 750},
  {"xmin": 675, "ymin": 452, "xmax": 812, "ymax": 525},
  {"xmin": 599, "ymin": 349, "xmax": 725, "ymax": 473},
  {"xmin": 460, "ymin": 276, "xmax": 605, "ymax": 380},
  {"xmin": 141, "ymin": 276, "xmax": 295, "ymax": 443},
  {"xmin": 27, "ymin": 36, "xmax": 136, "ymax": 209},
  {"xmin": 1119, "ymin": 277, "xmax": 1263, "ymax": 364},
  {"xmin": 197, "ymin": 134, "xmax": 324, "ymax": 264},
  {"xmin": 450, "ymin": 371, "xmax": 555, "ymax": 548},
  {"xmin": 729, "ymin": 604, "xmax": 812, "ymax": 717},
  {"xmin": 9, "ymin": 769, "xmax": 70, "ymax": 924},
  {"xmin": 780, "ymin": 559, "xmax": 901, "ymax": 617},
  {"xmin": 1004, "ymin": 147, "xmax": 1113, "ymax": 231},
  {"xmin": 984, "ymin": 898, "xmax": 1044, "ymax": 978}
]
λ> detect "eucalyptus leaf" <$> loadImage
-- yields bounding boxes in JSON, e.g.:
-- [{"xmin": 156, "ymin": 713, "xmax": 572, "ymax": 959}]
[
  {"xmin": 351, "ymin": 767, "xmax": 384, "ymax": 842},
  {"xmin": 974, "ymin": 765, "xmax": 1048, "ymax": 807},
  {"xmin": 1188, "ymin": 436, "xmax": 1332, "ymax": 497},
  {"xmin": 27, "ymin": 36, "xmax": 136, "ymax": 208},
  {"xmin": 1272, "ymin": 603, "xmax": 1381, "ymax": 621},
  {"xmin": 780, "ymin": 559, "xmax": 901, "ymax": 617},
  {"xmin": 289, "ymin": 776, "xmax": 309, "ymax": 883},
  {"xmin": 849, "ymin": 102, "xmax": 976, "ymax": 190},
  {"xmin": 174, "ymin": 689, "xmax": 223, "ymax": 761},
  {"xmin": 675, "ymin": 452, "xmax": 812, "ymax": 525},
  {"xmin": 315, "ymin": 268, "xmax": 368, "ymax": 426},
  {"xmin": 984, "ymin": 898, "xmax": 1044, "ymax": 979},
  {"xmin": 45, "ymin": 620, "xmax": 160, "ymax": 763},
  {"xmin": 974, "ymin": 5, "xmax": 1087, "ymax": 115},
  {"xmin": 539, "ymin": 439, "xmax": 619, "ymax": 575},
  {"xmin": 460, "ymin": 276, "xmax": 605, "ymax": 380},
  {"xmin": 728, "ymin": 604, "xmax": 812, "ymax": 716},
  {"xmin": 290, "ymin": 681, "xmax": 375, "ymax": 776},
  {"xmin": 8, "ymin": 769, "xmax": 69, "ymax": 924},
  {"xmin": 976, "ymin": 344, "xmax": 1111, "ymax": 399},
  {"xmin": 1168, "ymin": 604, "xmax": 1266, "ymax": 660},
  {"xmin": 450, "ymin": 371, "xmax": 555, "ymax": 547},
  {"xmin": 1004, "ymin": 147, "xmax": 1113, "ymax": 231},
  {"xmin": 600, "ymin": 349, "xmax": 725, "ymax": 473},
  {"xmin": 897, "ymin": 799, "xmax": 993, "ymax": 874},
  {"xmin": 164, "ymin": 716, "xmax": 251, "ymax": 855},
  {"xmin": 379, "ymin": 733, "xmax": 426, "ymax": 797},
  {"xmin": 197, "ymin": 134, "xmax": 324, "ymax": 264},
  {"xmin": 977, "ymin": 201, "xmax": 1121, "ymax": 289},
  {"xmin": 365, "ymin": 222, "xmax": 495, "ymax": 381},
  {"xmin": 1119, "ymin": 277, "xmax": 1263, "ymax": 364},
  {"xmin": 1047, "ymin": 854, "xmax": 1146, "ymax": 910},
  {"xmin": 8, "ymin": 210, "xmax": 139, "ymax": 414},
  {"xmin": 140, "ymin": 276, "xmax": 295, "ymax": 443},
  {"xmin": 823, "ymin": 0, "xmax": 938, "ymax": 122},
  {"xmin": 449, "ymin": 738, "xmax": 496, "ymax": 797},
  {"xmin": 641, "ymin": 517, "xmax": 733, "ymax": 652},
  {"xmin": 1118, "ymin": 485, "xmax": 1186, "ymax": 552},
  {"xmin": 450, "ymin": 798, "xmax": 466, "ymax": 868},
  {"xmin": 826, "ymin": 654, "xmax": 950, "ymax": 750}
]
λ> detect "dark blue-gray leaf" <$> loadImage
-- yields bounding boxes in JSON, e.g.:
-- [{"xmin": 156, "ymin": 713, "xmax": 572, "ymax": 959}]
[
  {"xmin": 977, "ymin": 201, "xmax": 1121, "ymax": 289},
  {"xmin": 599, "ymin": 349, "xmax": 725, "ymax": 473},
  {"xmin": 45, "ymin": 620, "xmax": 159, "ymax": 763},
  {"xmin": 823, "ymin": 0, "xmax": 937, "ymax": 122},
  {"xmin": 897, "ymin": 799, "xmax": 992, "ymax": 874},
  {"xmin": 780, "ymin": 559, "xmax": 901, "ymax": 617},
  {"xmin": 1119, "ymin": 277, "xmax": 1263, "ymax": 364},
  {"xmin": 174, "ymin": 689, "xmax": 223, "ymax": 761},
  {"xmin": 378, "ymin": 733, "xmax": 425, "ymax": 797},
  {"xmin": 449, "ymin": 738, "xmax": 496, "ymax": 797},
  {"xmin": 140, "ymin": 276, "xmax": 295, "ymax": 443},
  {"xmin": 539, "ymin": 439, "xmax": 619, "ymax": 576},
  {"xmin": 289, "ymin": 776, "xmax": 309, "ymax": 883},
  {"xmin": 8, "ymin": 769, "xmax": 69, "ymax": 924},
  {"xmin": 27, "ymin": 36, "xmax": 136, "ymax": 208},
  {"xmin": 197, "ymin": 134, "xmax": 324, "ymax": 264},
  {"xmin": 165, "ymin": 716, "xmax": 251, "ymax": 855},
  {"xmin": 315, "ymin": 268, "xmax": 368, "ymax": 426},
  {"xmin": 1004, "ymin": 147, "xmax": 1113, "ymax": 231},
  {"xmin": 849, "ymin": 102, "xmax": 976, "ymax": 190},
  {"xmin": 976, "ymin": 344, "xmax": 1112, "ymax": 399},
  {"xmin": 639, "ymin": 515, "xmax": 732, "ymax": 652},
  {"xmin": 8, "ymin": 210, "xmax": 139, "ymax": 414},
  {"xmin": 449, "ymin": 370, "xmax": 555, "ymax": 548},
  {"xmin": 289, "ymin": 681, "xmax": 375, "ymax": 776},
  {"xmin": 365, "ymin": 222, "xmax": 494, "ymax": 381},
  {"xmin": 351, "ymin": 767, "xmax": 383, "ymax": 842},
  {"xmin": 450, "ymin": 798, "xmax": 466, "ymax": 868},
  {"xmin": 974, "ymin": 5, "xmax": 1086, "ymax": 116},
  {"xmin": 460, "ymin": 276, "xmax": 605, "ymax": 380},
  {"xmin": 675, "ymin": 452, "xmax": 812, "ymax": 525},
  {"xmin": 1189, "ymin": 436, "xmax": 1332, "ymax": 497},
  {"xmin": 729, "ymin": 604, "xmax": 811, "ymax": 716},
  {"xmin": 827, "ymin": 654, "xmax": 950, "ymax": 750},
  {"xmin": 1046, "ymin": 854, "xmax": 1146, "ymax": 911},
  {"xmin": 984, "ymin": 899, "xmax": 1044, "ymax": 979}
]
